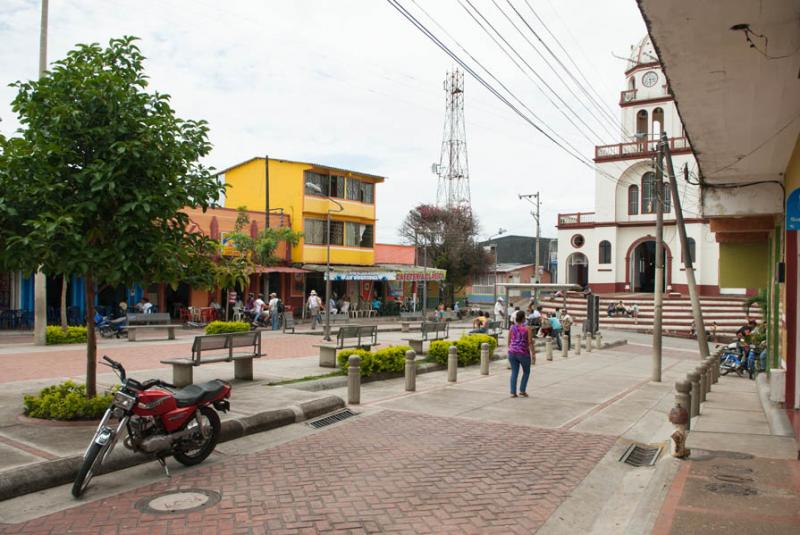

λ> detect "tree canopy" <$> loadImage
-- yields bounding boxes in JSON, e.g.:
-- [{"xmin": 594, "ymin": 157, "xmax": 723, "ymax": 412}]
[
  {"xmin": 0, "ymin": 36, "xmax": 224, "ymax": 395},
  {"xmin": 399, "ymin": 204, "xmax": 490, "ymax": 302}
]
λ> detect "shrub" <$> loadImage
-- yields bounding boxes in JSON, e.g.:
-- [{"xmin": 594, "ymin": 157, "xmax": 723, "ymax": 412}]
[
  {"xmin": 429, "ymin": 334, "xmax": 497, "ymax": 366},
  {"xmin": 23, "ymin": 380, "xmax": 116, "ymax": 420},
  {"xmin": 205, "ymin": 321, "xmax": 250, "ymax": 335},
  {"xmin": 45, "ymin": 326, "xmax": 87, "ymax": 345},
  {"xmin": 337, "ymin": 345, "xmax": 411, "ymax": 377}
]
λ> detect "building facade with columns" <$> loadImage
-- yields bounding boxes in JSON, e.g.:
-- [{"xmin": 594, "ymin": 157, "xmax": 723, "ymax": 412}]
[{"xmin": 557, "ymin": 36, "xmax": 724, "ymax": 296}]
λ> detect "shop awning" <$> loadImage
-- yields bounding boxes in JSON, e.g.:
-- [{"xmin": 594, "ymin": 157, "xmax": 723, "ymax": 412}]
[
  {"xmin": 379, "ymin": 264, "xmax": 446, "ymax": 282},
  {"xmin": 253, "ymin": 265, "xmax": 311, "ymax": 274},
  {"xmin": 302, "ymin": 264, "xmax": 446, "ymax": 281}
]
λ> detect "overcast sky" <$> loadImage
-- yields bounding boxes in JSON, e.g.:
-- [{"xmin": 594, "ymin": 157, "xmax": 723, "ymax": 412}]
[{"xmin": 1, "ymin": 0, "xmax": 646, "ymax": 243}]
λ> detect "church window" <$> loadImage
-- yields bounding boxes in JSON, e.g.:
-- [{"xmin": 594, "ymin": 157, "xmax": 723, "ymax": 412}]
[
  {"xmin": 684, "ymin": 238, "xmax": 696, "ymax": 264},
  {"xmin": 628, "ymin": 185, "xmax": 639, "ymax": 215},
  {"xmin": 641, "ymin": 172, "xmax": 657, "ymax": 214},
  {"xmin": 663, "ymin": 182, "xmax": 671, "ymax": 213},
  {"xmin": 599, "ymin": 241, "xmax": 612, "ymax": 264},
  {"xmin": 636, "ymin": 110, "xmax": 648, "ymax": 139},
  {"xmin": 652, "ymin": 107, "xmax": 664, "ymax": 136}
]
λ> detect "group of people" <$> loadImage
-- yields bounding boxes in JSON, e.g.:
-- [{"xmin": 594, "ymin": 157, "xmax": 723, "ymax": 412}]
[
  {"xmin": 238, "ymin": 292, "xmax": 283, "ymax": 330},
  {"xmin": 607, "ymin": 300, "xmax": 639, "ymax": 319}
]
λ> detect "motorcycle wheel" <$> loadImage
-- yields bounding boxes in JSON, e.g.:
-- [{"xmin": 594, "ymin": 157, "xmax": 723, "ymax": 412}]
[
  {"xmin": 72, "ymin": 438, "xmax": 111, "ymax": 498},
  {"xmin": 173, "ymin": 406, "xmax": 220, "ymax": 467}
]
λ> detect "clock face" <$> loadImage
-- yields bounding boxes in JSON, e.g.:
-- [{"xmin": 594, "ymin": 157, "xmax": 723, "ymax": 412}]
[{"xmin": 642, "ymin": 71, "xmax": 658, "ymax": 87}]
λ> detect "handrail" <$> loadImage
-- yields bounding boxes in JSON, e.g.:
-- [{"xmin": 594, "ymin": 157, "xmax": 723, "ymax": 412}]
[{"xmin": 595, "ymin": 136, "xmax": 690, "ymax": 161}]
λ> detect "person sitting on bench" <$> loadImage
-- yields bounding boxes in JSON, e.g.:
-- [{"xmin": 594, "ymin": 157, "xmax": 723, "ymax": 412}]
[{"xmin": 471, "ymin": 312, "xmax": 489, "ymax": 334}]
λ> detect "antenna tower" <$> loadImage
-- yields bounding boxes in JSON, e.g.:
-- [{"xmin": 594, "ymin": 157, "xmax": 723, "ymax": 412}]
[{"xmin": 433, "ymin": 69, "xmax": 471, "ymax": 209}]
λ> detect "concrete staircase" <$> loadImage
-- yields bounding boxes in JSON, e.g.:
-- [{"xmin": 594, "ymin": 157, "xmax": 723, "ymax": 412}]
[{"xmin": 532, "ymin": 293, "xmax": 761, "ymax": 339}]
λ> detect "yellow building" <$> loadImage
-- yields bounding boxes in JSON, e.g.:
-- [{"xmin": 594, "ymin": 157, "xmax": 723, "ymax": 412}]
[{"xmin": 220, "ymin": 157, "xmax": 384, "ymax": 267}]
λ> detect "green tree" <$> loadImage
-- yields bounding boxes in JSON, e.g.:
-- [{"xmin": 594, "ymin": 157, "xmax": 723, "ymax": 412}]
[{"xmin": 0, "ymin": 37, "xmax": 224, "ymax": 396}]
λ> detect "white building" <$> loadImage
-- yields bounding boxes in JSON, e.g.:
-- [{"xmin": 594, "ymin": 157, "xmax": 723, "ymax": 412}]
[{"xmin": 557, "ymin": 36, "xmax": 723, "ymax": 296}]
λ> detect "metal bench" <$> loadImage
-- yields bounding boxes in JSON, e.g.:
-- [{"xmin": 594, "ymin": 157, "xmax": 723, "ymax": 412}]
[
  {"xmin": 160, "ymin": 331, "xmax": 263, "ymax": 387},
  {"xmin": 400, "ymin": 312, "xmax": 424, "ymax": 332},
  {"xmin": 403, "ymin": 322, "xmax": 449, "ymax": 354},
  {"xmin": 486, "ymin": 320, "xmax": 504, "ymax": 340},
  {"xmin": 282, "ymin": 310, "xmax": 296, "ymax": 334},
  {"xmin": 315, "ymin": 325, "xmax": 379, "ymax": 367}
]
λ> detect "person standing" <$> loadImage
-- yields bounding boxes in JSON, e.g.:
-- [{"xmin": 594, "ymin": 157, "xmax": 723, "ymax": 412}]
[
  {"xmin": 549, "ymin": 311, "xmax": 563, "ymax": 350},
  {"xmin": 307, "ymin": 290, "xmax": 322, "ymax": 330},
  {"xmin": 268, "ymin": 292, "xmax": 280, "ymax": 330},
  {"xmin": 508, "ymin": 310, "xmax": 534, "ymax": 398},
  {"xmin": 506, "ymin": 301, "xmax": 515, "ymax": 329},
  {"xmin": 251, "ymin": 293, "xmax": 266, "ymax": 326},
  {"xmin": 493, "ymin": 297, "xmax": 505, "ymax": 324},
  {"xmin": 559, "ymin": 309, "xmax": 573, "ymax": 350}
]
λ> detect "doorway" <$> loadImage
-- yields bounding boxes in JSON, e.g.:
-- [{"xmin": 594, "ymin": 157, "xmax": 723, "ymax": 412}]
[
  {"xmin": 631, "ymin": 240, "xmax": 666, "ymax": 292},
  {"xmin": 566, "ymin": 253, "xmax": 589, "ymax": 289}
]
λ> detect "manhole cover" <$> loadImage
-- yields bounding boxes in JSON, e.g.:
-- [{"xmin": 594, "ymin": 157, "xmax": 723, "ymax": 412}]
[
  {"xmin": 135, "ymin": 489, "xmax": 221, "ymax": 515},
  {"xmin": 706, "ymin": 482, "xmax": 758, "ymax": 496}
]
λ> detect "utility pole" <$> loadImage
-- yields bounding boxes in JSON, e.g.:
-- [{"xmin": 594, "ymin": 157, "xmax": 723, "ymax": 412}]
[
  {"xmin": 519, "ymin": 193, "xmax": 541, "ymax": 302},
  {"xmin": 662, "ymin": 132, "xmax": 709, "ymax": 358},
  {"xmin": 652, "ymin": 144, "xmax": 665, "ymax": 382},
  {"xmin": 33, "ymin": 0, "xmax": 49, "ymax": 346}
]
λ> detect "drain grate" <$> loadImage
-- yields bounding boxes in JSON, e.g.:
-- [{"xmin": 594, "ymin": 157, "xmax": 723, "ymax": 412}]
[
  {"xmin": 619, "ymin": 443, "xmax": 662, "ymax": 467},
  {"xmin": 308, "ymin": 408, "xmax": 358, "ymax": 429}
]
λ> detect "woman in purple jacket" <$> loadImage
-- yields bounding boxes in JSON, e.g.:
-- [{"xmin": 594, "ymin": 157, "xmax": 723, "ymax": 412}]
[{"xmin": 508, "ymin": 310, "xmax": 534, "ymax": 397}]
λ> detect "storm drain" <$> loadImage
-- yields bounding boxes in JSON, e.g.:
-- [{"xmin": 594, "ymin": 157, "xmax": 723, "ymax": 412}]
[
  {"xmin": 308, "ymin": 408, "xmax": 358, "ymax": 429},
  {"xmin": 619, "ymin": 443, "xmax": 662, "ymax": 467}
]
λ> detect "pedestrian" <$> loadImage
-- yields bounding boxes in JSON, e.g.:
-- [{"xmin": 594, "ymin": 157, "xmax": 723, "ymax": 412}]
[
  {"xmin": 506, "ymin": 301, "xmax": 515, "ymax": 329},
  {"xmin": 307, "ymin": 290, "xmax": 322, "ymax": 330},
  {"xmin": 494, "ymin": 297, "xmax": 505, "ymax": 324},
  {"xmin": 508, "ymin": 310, "xmax": 534, "ymax": 398},
  {"xmin": 632, "ymin": 302, "xmax": 639, "ymax": 324},
  {"xmin": 251, "ymin": 293, "xmax": 266, "ymax": 326},
  {"xmin": 549, "ymin": 311, "xmax": 563, "ymax": 350},
  {"xmin": 560, "ymin": 308, "xmax": 573, "ymax": 350},
  {"xmin": 268, "ymin": 292, "xmax": 281, "ymax": 330}
]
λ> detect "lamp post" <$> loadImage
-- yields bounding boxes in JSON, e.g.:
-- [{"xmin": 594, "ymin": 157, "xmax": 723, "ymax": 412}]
[
  {"xmin": 485, "ymin": 229, "xmax": 507, "ymax": 305},
  {"xmin": 323, "ymin": 200, "xmax": 344, "ymax": 341}
]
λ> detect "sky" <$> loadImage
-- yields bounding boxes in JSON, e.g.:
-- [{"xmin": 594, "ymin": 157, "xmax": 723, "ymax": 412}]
[{"xmin": 0, "ymin": 0, "xmax": 647, "ymax": 244}]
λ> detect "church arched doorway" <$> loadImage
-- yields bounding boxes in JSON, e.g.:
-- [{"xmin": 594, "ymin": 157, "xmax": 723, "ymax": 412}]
[
  {"xmin": 566, "ymin": 253, "xmax": 589, "ymax": 289},
  {"xmin": 630, "ymin": 240, "xmax": 667, "ymax": 292}
]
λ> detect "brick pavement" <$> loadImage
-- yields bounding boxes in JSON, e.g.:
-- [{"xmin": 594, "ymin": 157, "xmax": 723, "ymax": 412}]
[
  {"xmin": 0, "ymin": 333, "xmax": 321, "ymax": 384},
  {"xmin": 0, "ymin": 410, "xmax": 616, "ymax": 534}
]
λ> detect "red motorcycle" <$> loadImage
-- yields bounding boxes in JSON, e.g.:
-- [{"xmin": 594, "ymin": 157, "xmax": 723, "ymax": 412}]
[{"xmin": 72, "ymin": 355, "xmax": 231, "ymax": 498}]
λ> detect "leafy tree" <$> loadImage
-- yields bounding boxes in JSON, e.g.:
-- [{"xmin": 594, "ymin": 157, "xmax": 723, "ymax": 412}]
[
  {"xmin": 399, "ymin": 204, "xmax": 491, "ymax": 304},
  {"xmin": 0, "ymin": 37, "xmax": 224, "ymax": 396}
]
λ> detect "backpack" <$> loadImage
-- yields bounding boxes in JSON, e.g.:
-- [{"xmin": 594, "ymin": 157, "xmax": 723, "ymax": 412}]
[{"xmin": 277, "ymin": 300, "xmax": 285, "ymax": 313}]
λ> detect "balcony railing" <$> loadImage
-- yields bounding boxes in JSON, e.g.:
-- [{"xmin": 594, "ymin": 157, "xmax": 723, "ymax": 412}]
[
  {"xmin": 558, "ymin": 212, "xmax": 595, "ymax": 227},
  {"xmin": 620, "ymin": 89, "xmax": 637, "ymax": 104},
  {"xmin": 595, "ymin": 136, "xmax": 690, "ymax": 162}
]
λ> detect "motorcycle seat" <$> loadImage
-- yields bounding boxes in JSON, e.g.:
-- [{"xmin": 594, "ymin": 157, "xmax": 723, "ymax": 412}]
[{"xmin": 173, "ymin": 379, "xmax": 229, "ymax": 407}]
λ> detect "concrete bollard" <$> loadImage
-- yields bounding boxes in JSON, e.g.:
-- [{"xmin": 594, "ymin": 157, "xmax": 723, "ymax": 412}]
[
  {"xmin": 575, "ymin": 333, "xmax": 582, "ymax": 355},
  {"xmin": 405, "ymin": 350, "xmax": 416, "ymax": 392},
  {"xmin": 711, "ymin": 355, "xmax": 719, "ymax": 383},
  {"xmin": 545, "ymin": 337, "xmax": 553, "ymax": 361},
  {"xmin": 675, "ymin": 380, "xmax": 691, "ymax": 431},
  {"xmin": 706, "ymin": 357, "xmax": 717, "ymax": 386},
  {"xmin": 480, "ymin": 343, "xmax": 490, "ymax": 375},
  {"xmin": 586, "ymin": 333, "xmax": 593, "ymax": 353},
  {"xmin": 447, "ymin": 345, "xmax": 458, "ymax": 383},
  {"xmin": 561, "ymin": 341, "xmax": 568, "ymax": 358},
  {"xmin": 698, "ymin": 365, "xmax": 707, "ymax": 403},
  {"xmin": 687, "ymin": 370, "xmax": 700, "ymax": 418},
  {"xmin": 705, "ymin": 360, "xmax": 714, "ymax": 393},
  {"xmin": 347, "ymin": 355, "xmax": 361, "ymax": 405},
  {"xmin": 595, "ymin": 332, "xmax": 603, "ymax": 349}
]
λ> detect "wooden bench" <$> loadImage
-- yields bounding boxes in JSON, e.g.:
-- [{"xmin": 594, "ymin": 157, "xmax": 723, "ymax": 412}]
[
  {"xmin": 403, "ymin": 322, "xmax": 449, "ymax": 354},
  {"xmin": 400, "ymin": 312, "xmax": 423, "ymax": 332},
  {"xmin": 160, "ymin": 331, "xmax": 263, "ymax": 387},
  {"xmin": 315, "ymin": 325, "xmax": 379, "ymax": 367}
]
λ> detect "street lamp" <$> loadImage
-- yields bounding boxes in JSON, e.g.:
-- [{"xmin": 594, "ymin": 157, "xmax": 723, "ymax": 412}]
[{"xmin": 485, "ymin": 228, "xmax": 507, "ymax": 306}]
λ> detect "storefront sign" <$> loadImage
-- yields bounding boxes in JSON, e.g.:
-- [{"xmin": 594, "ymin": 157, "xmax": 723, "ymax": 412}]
[
  {"xmin": 325, "ymin": 272, "xmax": 396, "ymax": 281},
  {"xmin": 395, "ymin": 272, "xmax": 445, "ymax": 281},
  {"xmin": 787, "ymin": 188, "xmax": 800, "ymax": 230}
]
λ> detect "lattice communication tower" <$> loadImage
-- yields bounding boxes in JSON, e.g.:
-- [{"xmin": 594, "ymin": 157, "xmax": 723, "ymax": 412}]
[{"xmin": 433, "ymin": 69, "xmax": 471, "ymax": 209}]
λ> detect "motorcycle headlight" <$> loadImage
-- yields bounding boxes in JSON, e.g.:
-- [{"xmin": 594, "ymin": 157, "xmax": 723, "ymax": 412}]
[{"xmin": 112, "ymin": 391, "xmax": 136, "ymax": 411}]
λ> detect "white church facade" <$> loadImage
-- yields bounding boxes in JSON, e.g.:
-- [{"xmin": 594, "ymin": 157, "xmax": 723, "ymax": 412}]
[{"xmin": 557, "ymin": 36, "xmax": 723, "ymax": 296}]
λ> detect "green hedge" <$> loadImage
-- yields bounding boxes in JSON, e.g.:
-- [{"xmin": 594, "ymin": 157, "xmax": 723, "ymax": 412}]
[
  {"xmin": 23, "ymin": 380, "xmax": 116, "ymax": 420},
  {"xmin": 45, "ymin": 326, "xmax": 87, "ymax": 345},
  {"xmin": 205, "ymin": 321, "xmax": 251, "ymax": 335},
  {"xmin": 337, "ymin": 345, "xmax": 412, "ymax": 377},
  {"xmin": 429, "ymin": 334, "xmax": 498, "ymax": 366}
]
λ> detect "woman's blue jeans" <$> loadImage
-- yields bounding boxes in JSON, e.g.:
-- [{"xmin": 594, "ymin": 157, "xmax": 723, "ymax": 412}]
[{"xmin": 509, "ymin": 353, "xmax": 531, "ymax": 395}]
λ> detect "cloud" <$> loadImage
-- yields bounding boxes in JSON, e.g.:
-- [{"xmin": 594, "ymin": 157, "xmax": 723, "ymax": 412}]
[{"xmin": 0, "ymin": 0, "xmax": 646, "ymax": 242}]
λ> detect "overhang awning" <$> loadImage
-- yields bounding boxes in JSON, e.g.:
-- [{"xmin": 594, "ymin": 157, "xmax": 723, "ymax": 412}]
[
  {"xmin": 253, "ymin": 265, "xmax": 310, "ymax": 274},
  {"xmin": 302, "ymin": 264, "xmax": 447, "ymax": 281}
]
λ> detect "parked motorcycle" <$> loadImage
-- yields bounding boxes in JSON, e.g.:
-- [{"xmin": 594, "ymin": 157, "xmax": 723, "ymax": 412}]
[
  {"xmin": 746, "ymin": 342, "xmax": 767, "ymax": 380},
  {"xmin": 719, "ymin": 340, "xmax": 747, "ymax": 377},
  {"xmin": 72, "ymin": 356, "xmax": 231, "ymax": 498},
  {"xmin": 94, "ymin": 311, "xmax": 127, "ymax": 339}
]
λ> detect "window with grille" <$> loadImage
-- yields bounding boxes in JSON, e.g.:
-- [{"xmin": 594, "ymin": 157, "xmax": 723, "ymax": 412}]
[
  {"xmin": 346, "ymin": 178, "xmax": 360, "ymax": 201},
  {"xmin": 345, "ymin": 222, "xmax": 374, "ymax": 247},
  {"xmin": 599, "ymin": 241, "xmax": 612, "ymax": 264},
  {"xmin": 663, "ymin": 182, "xmax": 671, "ymax": 212},
  {"xmin": 361, "ymin": 182, "xmax": 374, "ymax": 204},
  {"xmin": 304, "ymin": 171, "xmax": 328, "ymax": 196},
  {"xmin": 628, "ymin": 185, "xmax": 639, "ymax": 215},
  {"xmin": 641, "ymin": 172, "xmax": 657, "ymax": 214},
  {"xmin": 330, "ymin": 175, "xmax": 346, "ymax": 199},
  {"xmin": 304, "ymin": 218, "xmax": 326, "ymax": 244},
  {"xmin": 685, "ymin": 238, "xmax": 696, "ymax": 264}
]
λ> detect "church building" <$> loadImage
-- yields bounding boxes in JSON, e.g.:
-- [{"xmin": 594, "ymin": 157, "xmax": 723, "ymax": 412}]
[{"xmin": 556, "ymin": 36, "xmax": 724, "ymax": 296}]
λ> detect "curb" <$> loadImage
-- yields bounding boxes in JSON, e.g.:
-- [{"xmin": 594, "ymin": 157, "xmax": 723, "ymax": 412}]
[
  {"xmin": 755, "ymin": 373, "xmax": 795, "ymax": 438},
  {"xmin": 0, "ymin": 394, "xmax": 345, "ymax": 502}
]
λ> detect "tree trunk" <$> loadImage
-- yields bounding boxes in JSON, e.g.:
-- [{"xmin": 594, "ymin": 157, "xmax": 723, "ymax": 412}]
[
  {"xmin": 85, "ymin": 274, "xmax": 97, "ymax": 398},
  {"xmin": 60, "ymin": 275, "xmax": 68, "ymax": 332}
]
